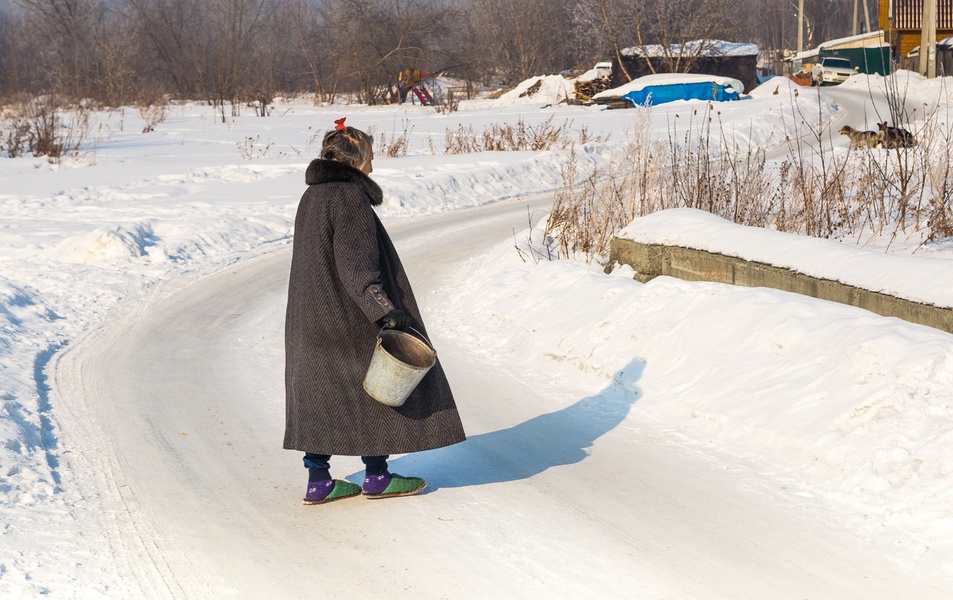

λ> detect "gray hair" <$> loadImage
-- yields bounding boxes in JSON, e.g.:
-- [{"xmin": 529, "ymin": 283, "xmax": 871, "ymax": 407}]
[{"xmin": 320, "ymin": 126, "xmax": 374, "ymax": 170}]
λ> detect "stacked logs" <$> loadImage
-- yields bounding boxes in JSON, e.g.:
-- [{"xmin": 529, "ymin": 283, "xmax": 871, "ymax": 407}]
[{"xmin": 573, "ymin": 76, "xmax": 612, "ymax": 104}]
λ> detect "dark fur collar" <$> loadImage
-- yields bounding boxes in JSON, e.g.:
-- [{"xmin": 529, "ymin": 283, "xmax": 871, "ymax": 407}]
[{"xmin": 305, "ymin": 159, "xmax": 383, "ymax": 206}]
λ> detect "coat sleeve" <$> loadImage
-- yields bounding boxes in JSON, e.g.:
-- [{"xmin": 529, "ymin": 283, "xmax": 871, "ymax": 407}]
[{"xmin": 330, "ymin": 184, "xmax": 395, "ymax": 323}]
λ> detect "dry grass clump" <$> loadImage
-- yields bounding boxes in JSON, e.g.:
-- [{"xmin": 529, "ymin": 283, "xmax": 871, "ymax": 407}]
[
  {"xmin": 444, "ymin": 116, "xmax": 587, "ymax": 154},
  {"xmin": 543, "ymin": 95, "xmax": 953, "ymax": 263}
]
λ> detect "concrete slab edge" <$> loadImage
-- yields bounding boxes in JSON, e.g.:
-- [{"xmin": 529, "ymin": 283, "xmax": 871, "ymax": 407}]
[{"xmin": 608, "ymin": 238, "xmax": 953, "ymax": 334}]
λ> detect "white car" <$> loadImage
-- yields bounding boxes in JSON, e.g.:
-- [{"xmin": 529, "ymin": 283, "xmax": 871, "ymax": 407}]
[
  {"xmin": 593, "ymin": 61, "xmax": 612, "ymax": 78},
  {"xmin": 811, "ymin": 57, "xmax": 858, "ymax": 86}
]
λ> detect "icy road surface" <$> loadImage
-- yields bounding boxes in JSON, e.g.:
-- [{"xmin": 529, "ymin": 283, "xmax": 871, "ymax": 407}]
[{"xmin": 52, "ymin": 191, "xmax": 948, "ymax": 599}]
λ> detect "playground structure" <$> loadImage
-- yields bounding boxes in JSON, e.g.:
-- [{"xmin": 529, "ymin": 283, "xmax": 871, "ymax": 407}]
[{"xmin": 387, "ymin": 69, "xmax": 437, "ymax": 105}]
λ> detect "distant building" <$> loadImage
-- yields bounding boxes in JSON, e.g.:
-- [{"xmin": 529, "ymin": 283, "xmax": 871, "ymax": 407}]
[{"xmin": 784, "ymin": 30, "xmax": 889, "ymax": 76}]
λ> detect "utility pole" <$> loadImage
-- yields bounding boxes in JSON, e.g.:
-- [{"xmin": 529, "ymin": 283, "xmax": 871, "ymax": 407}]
[
  {"xmin": 853, "ymin": 0, "xmax": 858, "ymax": 36},
  {"xmin": 919, "ymin": 0, "xmax": 937, "ymax": 78},
  {"xmin": 862, "ymin": 0, "xmax": 871, "ymax": 33},
  {"xmin": 798, "ymin": 0, "xmax": 804, "ymax": 54}
]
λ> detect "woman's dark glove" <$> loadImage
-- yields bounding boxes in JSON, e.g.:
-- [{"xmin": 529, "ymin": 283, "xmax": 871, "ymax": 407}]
[{"xmin": 378, "ymin": 309, "xmax": 410, "ymax": 330}]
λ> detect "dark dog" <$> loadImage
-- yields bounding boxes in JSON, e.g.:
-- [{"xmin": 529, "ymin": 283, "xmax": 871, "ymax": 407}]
[{"xmin": 877, "ymin": 122, "xmax": 915, "ymax": 149}]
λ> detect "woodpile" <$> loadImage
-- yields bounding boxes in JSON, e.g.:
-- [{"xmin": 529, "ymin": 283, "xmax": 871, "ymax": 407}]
[
  {"xmin": 572, "ymin": 76, "xmax": 612, "ymax": 104},
  {"xmin": 595, "ymin": 97, "xmax": 633, "ymax": 109},
  {"xmin": 790, "ymin": 72, "xmax": 811, "ymax": 87}
]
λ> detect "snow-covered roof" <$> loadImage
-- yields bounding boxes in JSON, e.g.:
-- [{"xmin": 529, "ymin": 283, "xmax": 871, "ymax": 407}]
[
  {"xmin": 818, "ymin": 30, "xmax": 886, "ymax": 50},
  {"xmin": 785, "ymin": 49, "xmax": 819, "ymax": 62},
  {"xmin": 786, "ymin": 30, "xmax": 889, "ymax": 62},
  {"xmin": 593, "ymin": 73, "xmax": 745, "ymax": 100},
  {"xmin": 622, "ymin": 39, "xmax": 759, "ymax": 58}
]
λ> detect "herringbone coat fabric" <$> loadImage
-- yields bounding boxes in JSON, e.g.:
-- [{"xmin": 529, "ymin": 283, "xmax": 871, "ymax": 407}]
[{"xmin": 283, "ymin": 159, "xmax": 465, "ymax": 456}]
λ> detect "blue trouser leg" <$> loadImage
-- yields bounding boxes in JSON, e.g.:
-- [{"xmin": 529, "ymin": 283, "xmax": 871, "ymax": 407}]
[
  {"xmin": 303, "ymin": 452, "xmax": 389, "ymax": 480},
  {"xmin": 361, "ymin": 455, "xmax": 389, "ymax": 475},
  {"xmin": 303, "ymin": 453, "xmax": 332, "ymax": 482}
]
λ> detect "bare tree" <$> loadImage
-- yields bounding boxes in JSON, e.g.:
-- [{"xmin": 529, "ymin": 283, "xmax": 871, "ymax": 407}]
[
  {"xmin": 464, "ymin": 0, "xmax": 577, "ymax": 84},
  {"xmin": 13, "ymin": 0, "xmax": 105, "ymax": 97},
  {"xmin": 328, "ymin": 0, "xmax": 459, "ymax": 104},
  {"xmin": 286, "ymin": 0, "xmax": 343, "ymax": 103},
  {"xmin": 126, "ymin": 0, "xmax": 210, "ymax": 98},
  {"xmin": 204, "ymin": 0, "xmax": 274, "ymax": 115},
  {"xmin": 92, "ymin": 3, "xmax": 138, "ymax": 105},
  {"xmin": 625, "ymin": 0, "xmax": 745, "ymax": 76},
  {"xmin": 0, "ymin": 8, "xmax": 26, "ymax": 98}
]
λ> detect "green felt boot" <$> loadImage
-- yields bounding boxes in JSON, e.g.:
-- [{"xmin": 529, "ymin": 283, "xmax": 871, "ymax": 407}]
[
  {"xmin": 362, "ymin": 472, "xmax": 427, "ymax": 499},
  {"xmin": 302, "ymin": 479, "xmax": 362, "ymax": 505}
]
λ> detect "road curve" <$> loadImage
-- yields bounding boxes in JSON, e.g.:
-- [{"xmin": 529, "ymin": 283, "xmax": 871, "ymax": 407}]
[{"xmin": 51, "ymin": 192, "xmax": 950, "ymax": 599}]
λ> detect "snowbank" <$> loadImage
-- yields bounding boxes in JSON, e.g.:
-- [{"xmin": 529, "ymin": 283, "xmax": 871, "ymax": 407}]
[
  {"xmin": 433, "ymin": 216, "xmax": 953, "ymax": 572},
  {"xmin": 494, "ymin": 74, "xmax": 575, "ymax": 105}
]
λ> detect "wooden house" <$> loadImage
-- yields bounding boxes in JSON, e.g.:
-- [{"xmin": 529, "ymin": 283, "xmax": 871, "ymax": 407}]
[{"xmin": 879, "ymin": 0, "xmax": 953, "ymax": 58}]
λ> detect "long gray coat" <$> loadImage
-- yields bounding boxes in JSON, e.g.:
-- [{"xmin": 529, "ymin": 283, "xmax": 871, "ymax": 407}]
[{"xmin": 283, "ymin": 159, "xmax": 465, "ymax": 456}]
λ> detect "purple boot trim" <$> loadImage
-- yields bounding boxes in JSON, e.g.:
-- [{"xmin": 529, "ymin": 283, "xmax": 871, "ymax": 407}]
[
  {"xmin": 304, "ymin": 480, "xmax": 335, "ymax": 502},
  {"xmin": 363, "ymin": 471, "xmax": 393, "ymax": 495}
]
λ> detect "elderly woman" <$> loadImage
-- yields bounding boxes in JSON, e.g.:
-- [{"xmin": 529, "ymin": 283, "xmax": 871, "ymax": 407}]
[{"xmin": 284, "ymin": 120, "xmax": 465, "ymax": 504}]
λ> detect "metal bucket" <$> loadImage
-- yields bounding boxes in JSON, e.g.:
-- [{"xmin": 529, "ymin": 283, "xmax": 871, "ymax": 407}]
[{"xmin": 362, "ymin": 328, "xmax": 436, "ymax": 407}]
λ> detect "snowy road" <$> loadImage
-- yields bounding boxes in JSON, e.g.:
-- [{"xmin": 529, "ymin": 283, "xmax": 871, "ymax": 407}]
[{"xmin": 51, "ymin": 191, "xmax": 950, "ymax": 599}]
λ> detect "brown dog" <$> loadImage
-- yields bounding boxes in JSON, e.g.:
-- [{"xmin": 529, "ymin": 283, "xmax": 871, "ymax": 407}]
[{"xmin": 839, "ymin": 125, "xmax": 881, "ymax": 150}]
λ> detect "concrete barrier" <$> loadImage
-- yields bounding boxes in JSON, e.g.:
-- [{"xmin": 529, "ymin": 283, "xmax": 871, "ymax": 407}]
[{"xmin": 608, "ymin": 237, "xmax": 953, "ymax": 334}]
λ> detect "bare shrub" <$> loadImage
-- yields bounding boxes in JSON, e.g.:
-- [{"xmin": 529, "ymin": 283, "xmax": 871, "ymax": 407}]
[
  {"xmin": 2, "ymin": 119, "xmax": 32, "ymax": 158},
  {"xmin": 1, "ymin": 96, "xmax": 89, "ymax": 162},
  {"xmin": 137, "ymin": 96, "xmax": 168, "ymax": 133}
]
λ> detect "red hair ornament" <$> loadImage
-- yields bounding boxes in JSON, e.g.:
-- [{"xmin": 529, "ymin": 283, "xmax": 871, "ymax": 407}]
[{"xmin": 334, "ymin": 117, "xmax": 347, "ymax": 130}]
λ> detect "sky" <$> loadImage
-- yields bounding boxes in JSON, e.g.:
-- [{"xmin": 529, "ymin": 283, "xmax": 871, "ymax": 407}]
[{"xmin": 2, "ymin": 70, "xmax": 953, "ymax": 597}]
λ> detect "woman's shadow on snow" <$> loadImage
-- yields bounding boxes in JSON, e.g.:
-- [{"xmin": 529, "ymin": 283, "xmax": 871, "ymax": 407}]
[{"xmin": 387, "ymin": 358, "xmax": 645, "ymax": 490}]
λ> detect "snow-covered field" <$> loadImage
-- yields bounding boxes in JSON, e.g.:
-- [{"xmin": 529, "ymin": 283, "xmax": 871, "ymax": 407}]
[{"xmin": 3, "ymin": 72, "xmax": 953, "ymax": 597}]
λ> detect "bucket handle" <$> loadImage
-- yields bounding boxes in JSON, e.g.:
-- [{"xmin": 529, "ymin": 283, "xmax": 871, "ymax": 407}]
[{"xmin": 380, "ymin": 325, "xmax": 435, "ymax": 355}]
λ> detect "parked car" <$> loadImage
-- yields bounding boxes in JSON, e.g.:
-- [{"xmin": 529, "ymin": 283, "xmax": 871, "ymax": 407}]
[{"xmin": 811, "ymin": 57, "xmax": 858, "ymax": 86}]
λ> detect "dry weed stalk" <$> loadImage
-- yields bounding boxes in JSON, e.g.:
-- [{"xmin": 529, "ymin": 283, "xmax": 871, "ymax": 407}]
[
  {"xmin": 924, "ymin": 111, "xmax": 953, "ymax": 240},
  {"xmin": 378, "ymin": 120, "xmax": 413, "ymax": 158},
  {"xmin": 546, "ymin": 108, "xmax": 665, "ymax": 262}
]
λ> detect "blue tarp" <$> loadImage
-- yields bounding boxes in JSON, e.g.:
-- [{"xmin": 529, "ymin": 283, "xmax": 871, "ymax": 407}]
[{"xmin": 622, "ymin": 82, "xmax": 740, "ymax": 107}]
